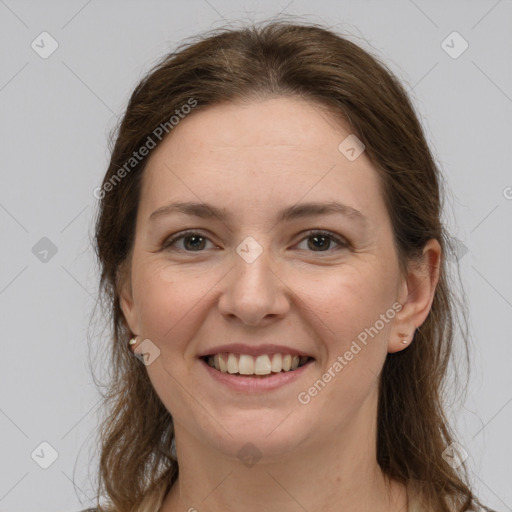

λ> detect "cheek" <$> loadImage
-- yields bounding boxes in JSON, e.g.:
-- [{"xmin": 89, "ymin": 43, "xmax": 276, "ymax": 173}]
[
  {"xmin": 307, "ymin": 272, "xmax": 394, "ymax": 373},
  {"xmin": 131, "ymin": 260, "xmax": 218, "ymax": 350},
  {"xmin": 299, "ymin": 264, "xmax": 397, "ymax": 405},
  {"xmin": 158, "ymin": 261, "xmax": 179, "ymax": 283},
  {"xmin": 300, "ymin": 262, "xmax": 395, "ymax": 337}
]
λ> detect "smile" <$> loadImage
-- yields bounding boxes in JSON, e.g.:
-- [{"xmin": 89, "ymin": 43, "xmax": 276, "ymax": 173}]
[{"xmin": 201, "ymin": 352, "xmax": 313, "ymax": 376}]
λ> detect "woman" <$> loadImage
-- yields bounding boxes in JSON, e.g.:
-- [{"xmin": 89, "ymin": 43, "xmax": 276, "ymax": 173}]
[{"xmin": 88, "ymin": 20, "xmax": 496, "ymax": 512}]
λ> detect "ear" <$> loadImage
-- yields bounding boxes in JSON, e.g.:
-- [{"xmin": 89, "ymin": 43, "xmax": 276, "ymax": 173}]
[
  {"xmin": 388, "ymin": 238, "xmax": 442, "ymax": 353},
  {"xmin": 117, "ymin": 263, "xmax": 140, "ymax": 337}
]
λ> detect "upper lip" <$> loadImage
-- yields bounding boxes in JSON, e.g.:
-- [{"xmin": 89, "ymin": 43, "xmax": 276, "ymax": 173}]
[{"xmin": 197, "ymin": 344, "xmax": 314, "ymax": 358}]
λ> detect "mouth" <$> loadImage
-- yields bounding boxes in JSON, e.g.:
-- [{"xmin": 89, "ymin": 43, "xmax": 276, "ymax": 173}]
[{"xmin": 199, "ymin": 352, "xmax": 314, "ymax": 378}]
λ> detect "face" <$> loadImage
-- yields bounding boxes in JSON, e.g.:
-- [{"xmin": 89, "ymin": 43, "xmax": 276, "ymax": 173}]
[{"xmin": 120, "ymin": 96, "xmax": 408, "ymax": 460}]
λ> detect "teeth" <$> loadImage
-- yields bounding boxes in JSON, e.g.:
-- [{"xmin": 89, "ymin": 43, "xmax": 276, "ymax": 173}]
[
  {"xmin": 254, "ymin": 355, "xmax": 272, "ymax": 375},
  {"xmin": 205, "ymin": 352, "xmax": 310, "ymax": 376},
  {"xmin": 271, "ymin": 353, "xmax": 282, "ymax": 372},
  {"xmin": 239, "ymin": 354, "xmax": 254, "ymax": 375},
  {"xmin": 227, "ymin": 353, "xmax": 238, "ymax": 374},
  {"xmin": 218, "ymin": 353, "xmax": 228, "ymax": 372},
  {"xmin": 282, "ymin": 354, "xmax": 292, "ymax": 371}
]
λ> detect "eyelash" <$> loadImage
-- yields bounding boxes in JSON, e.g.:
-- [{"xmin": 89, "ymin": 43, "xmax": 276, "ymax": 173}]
[{"xmin": 161, "ymin": 229, "xmax": 349, "ymax": 254}]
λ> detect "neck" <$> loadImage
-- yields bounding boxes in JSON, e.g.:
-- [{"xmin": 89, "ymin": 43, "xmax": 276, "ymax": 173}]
[{"xmin": 160, "ymin": 393, "xmax": 407, "ymax": 512}]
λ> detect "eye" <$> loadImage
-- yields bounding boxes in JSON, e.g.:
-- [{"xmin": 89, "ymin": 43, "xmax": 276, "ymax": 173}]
[
  {"xmin": 162, "ymin": 229, "xmax": 348, "ymax": 253},
  {"xmin": 162, "ymin": 230, "xmax": 216, "ymax": 252},
  {"xmin": 295, "ymin": 230, "xmax": 348, "ymax": 253}
]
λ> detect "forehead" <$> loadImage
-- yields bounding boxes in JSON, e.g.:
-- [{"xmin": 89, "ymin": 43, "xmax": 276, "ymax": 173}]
[
  {"xmin": 153, "ymin": 96, "xmax": 353, "ymax": 157},
  {"xmin": 139, "ymin": 97, "xmax": 386, "ymax": 226}
]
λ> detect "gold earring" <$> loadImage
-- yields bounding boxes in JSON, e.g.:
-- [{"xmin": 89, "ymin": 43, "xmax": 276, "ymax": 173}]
[{"xmin": 128, "ymin": 337, "xmax": 137, "ymax": 348}]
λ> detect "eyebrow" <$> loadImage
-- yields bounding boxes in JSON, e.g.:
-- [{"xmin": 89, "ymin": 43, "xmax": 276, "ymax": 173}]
[{"xmin": 149, "ymin": 200, "xmax": 368, "ymax": 227}]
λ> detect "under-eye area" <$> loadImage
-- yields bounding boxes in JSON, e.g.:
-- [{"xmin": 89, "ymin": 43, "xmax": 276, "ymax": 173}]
[{"xmin": 200, "ymin": 353, "xmax": 315, "ymax": 377}]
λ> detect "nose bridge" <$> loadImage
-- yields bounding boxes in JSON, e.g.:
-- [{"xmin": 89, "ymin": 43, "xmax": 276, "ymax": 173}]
[
  {"xmin": 235, "ymin": 237, "xmax": 273, "ymax": 288},
  {"xmin": 218, "ymin": 235, "xmax": 288, "ymax": 324}
]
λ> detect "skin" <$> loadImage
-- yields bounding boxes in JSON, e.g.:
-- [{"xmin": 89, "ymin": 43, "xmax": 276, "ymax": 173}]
[{"xmin": 120, "ymin": 96, "xmax": 441, "ymax": 512}]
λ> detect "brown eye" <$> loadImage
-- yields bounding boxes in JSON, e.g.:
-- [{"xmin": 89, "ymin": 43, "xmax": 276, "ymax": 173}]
[
  {"xmin": 182, "ymin": 235, "xmax": 207, "ymax": 251},
  {"xmin": 162, "ymin": 231, "xmax": 214, "ymax": 252},
  {"xmin": 296, "ymin": 230, "xmax": 347, "ymax": 252}
]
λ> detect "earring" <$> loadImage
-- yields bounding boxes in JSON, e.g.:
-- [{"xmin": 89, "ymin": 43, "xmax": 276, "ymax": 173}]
[
  {"xmin": 128, "ymin": 337, "xmax": 137, "ymax": 349},
  {"xmin": 398, "ymin": 333, "xmax": 409, "ymax": 345}
]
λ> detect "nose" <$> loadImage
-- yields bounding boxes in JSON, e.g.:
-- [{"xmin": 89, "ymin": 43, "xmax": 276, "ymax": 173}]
[{"xmin": 217, "ymin": 244, "xmax": 290, "ymax": 326}]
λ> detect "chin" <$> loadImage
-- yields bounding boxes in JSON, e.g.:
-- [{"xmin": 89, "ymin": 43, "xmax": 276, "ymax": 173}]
[{"xmin": 196, "ymin": 412, "xmax": 312, "ymax": 464}]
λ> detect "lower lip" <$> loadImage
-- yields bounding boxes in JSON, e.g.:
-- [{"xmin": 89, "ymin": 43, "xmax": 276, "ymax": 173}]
[{"xmin": 199, "ymin": 358, "xmax": 314, "ymax": 393}]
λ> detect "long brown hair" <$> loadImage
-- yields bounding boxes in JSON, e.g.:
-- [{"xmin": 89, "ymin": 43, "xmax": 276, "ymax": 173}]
[{"xmin": 92, "ymin": 19, "xmax": 491, "ymax": 512}]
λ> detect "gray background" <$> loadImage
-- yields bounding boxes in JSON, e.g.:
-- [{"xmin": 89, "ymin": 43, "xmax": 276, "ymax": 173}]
[{"xmin": 1, "ymin": 1, "xmax": 511, "ymax": 510}]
